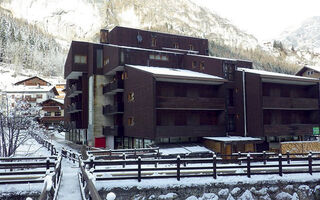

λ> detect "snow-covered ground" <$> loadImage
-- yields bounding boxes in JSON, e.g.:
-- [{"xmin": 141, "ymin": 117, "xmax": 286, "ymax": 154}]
[{"xmin": 0, "ymin": 131, "xmax": 82, "ymax": 199}]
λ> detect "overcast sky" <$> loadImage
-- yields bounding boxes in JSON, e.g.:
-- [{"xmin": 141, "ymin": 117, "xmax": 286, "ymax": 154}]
[{"xmin": 191, "ymin": 0, "xmax": 320, "ymax": 41}]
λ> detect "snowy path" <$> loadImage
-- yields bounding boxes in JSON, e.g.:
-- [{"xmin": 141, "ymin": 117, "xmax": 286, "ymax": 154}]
[{"xmin": 56, "ymin": 159, "xmax": 81, "ymax": 200}]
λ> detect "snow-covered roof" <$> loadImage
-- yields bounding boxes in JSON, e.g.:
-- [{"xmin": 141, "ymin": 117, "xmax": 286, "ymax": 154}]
[
  {"xmin": 4, "ymin": 85, "xmax": 58, "ymax": 94},
  {"xmin": 238, "ymin": 67, "xmax": 319, "ymax": 82},
  {"xmin": 41, "ymin": 98, "xmax": 64, "ymax": 105},
  {"xmin": 203, "ymin": 136, "xmax": 262, "ymax": 142},
  {"xmin": 188, "ymin": 54, "xmax": 251, "ymax": 63},
  {"xmin": 126, "ymin": 65, "xmax": 226, "ymax": 82}
]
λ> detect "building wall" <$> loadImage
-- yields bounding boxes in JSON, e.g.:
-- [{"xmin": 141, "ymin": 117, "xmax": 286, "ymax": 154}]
[
  {"xmin": 108, "ymin": 26, "xmax": 209, "ymax": 55},
  {"xmin": 245, "ymin": 72, "xmax": 264, "ymax": 137},
  {"xmin": 123, "ymin": 67, "xmax": 155, "ymax": 139}
]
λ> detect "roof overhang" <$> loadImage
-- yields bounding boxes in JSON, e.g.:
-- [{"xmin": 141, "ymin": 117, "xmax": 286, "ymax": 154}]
[
  {"xmin": 155, "ymin": 76, "xmax": 226, "ymax": 85},
  {"xmin": 203, "ymin": 136, "xmax": 262, "ymax": 143},
  {"xmin": 261, "ymin": 77, "xmax": 318, "ymax": 86},
  {"xmin": 66, "ymin": 71, "xmax": 82, "ymax": 80}
]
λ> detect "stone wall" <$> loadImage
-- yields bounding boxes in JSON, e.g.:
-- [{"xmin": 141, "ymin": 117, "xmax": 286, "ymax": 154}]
[{"xmin": 99, "ymin": 179, "xmax": 320, "ymax": 200}]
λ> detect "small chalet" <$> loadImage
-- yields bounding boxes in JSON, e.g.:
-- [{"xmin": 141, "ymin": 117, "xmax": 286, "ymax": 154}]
[
  {"xmin": 4, "ymin": 76, "xmax": 59, "ymax": 106},
  {"xmin": 296, "ymin": 65, "xmax": 320, "ymax": 78},
  {"xmin": 40, "ymin": 98, "xmax": 64, "ymax": 128}
]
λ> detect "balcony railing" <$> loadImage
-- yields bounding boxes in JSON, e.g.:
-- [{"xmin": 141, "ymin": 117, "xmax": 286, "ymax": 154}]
[
  {"xmin": 68, "ymin": 83, "xmax": 82, "ymax": 98},
  {"xmin": 103, "ymin": 126, "xmax": 124, "ymax": 136},
  {"xmin": 263, "ymin": 97, "xmax": 318, "ymax": 110},
  {"xmin": 103, "ymin": 103, "xmax": 124, "ymax": 115},
  {"xmin": 156, "ymin": 96, "xmax": 225, "ymax": 110},
  {"xmin": 66, "ymin": 102, "xmax": 82, "ymax": 114},
  {"xmin": 156, "ymin": 125, "xmax": 225, "ymax": 137},
  {"xmin": 103, "ymin": 80, "xmax": 124, "ymax": 95},
  {"xmin": 264, "ymin": 124, "xmax": 318, "ymax": 136}
]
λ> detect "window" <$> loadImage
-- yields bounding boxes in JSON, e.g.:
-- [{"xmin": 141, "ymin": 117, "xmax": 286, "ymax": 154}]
[
  {"xmin": 192, "ymin": 61, "xmax": 197, "ymax": 69},
  {"xmin": 173, "ymin": 42, "xmax": 179, "ymax": 49},
  {"xmin": 189, "ymin": 44, "xmax": 194, "ymax": 51},
  {"xmin": 96, "ymin": 49, "xmax": 103, "ymax": 68},
  {"xmin": 55, "ymin": 112, "xmax": 61, "ymax": 116},
  {"xmin": 151, "ymin": 37, "xmax": 157, "ymax": 47},
  {"xmin": 36, "ymin": 94, "xmax": 43, "ymax": 99},
  {"xmin": 128, "ymin": 117, "xmax": 135, "ymax": 126},
  {"xmin": 127, "ymin": 92, "xmax": 135, "ymax": 102},
  {"xmin": 74, "ymin": 55, "xmax": 87, "ymax": 64},
  {"xmin": 104, "ymin": 58, "xmax": 110, "ymax": 65},
  {"xmin": 200, "ymin": 62, "xmax": 205, "ymax": 70},
  {"xmin": 121, "ymin": 72, "xmax": 128, "ymax": 80},
  {"xmin": 45, "ymin": 112, "xmax": 51, "ymax": 117},
  {"xmin": 149, "ymin": 54, "xmax": 155, "ymax": 60},
  {"xmin": 161, "ymin": 55, "xmax": 169, "ymax": 61},
  {"xmin": 149, "ymin": 54, "xmax": 169, "ymax": 61}
]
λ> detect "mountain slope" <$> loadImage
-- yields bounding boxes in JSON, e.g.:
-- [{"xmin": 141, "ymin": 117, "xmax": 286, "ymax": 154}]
[
  {"xmin": 0, "ymin": 0, "xmax": 308, "ymax": 75},
  {"xmin": 0, "ymin": 7, "xmax": 66, "ymax": 76},
  {"xmin": 279, "ymin": 16, "xmax": 320, "ymax": 53}
]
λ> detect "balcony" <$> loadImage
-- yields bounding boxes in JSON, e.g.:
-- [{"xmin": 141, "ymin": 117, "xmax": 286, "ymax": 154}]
[
  {"xmin": 103, "ymin": 126, "xmax": 124, "ymax": 136},
  {"xmin": 156, "ymin": 125, "xmax": 225, "ymax": 137},
  {"xmin": 263, "ymin": 97, "xmax": 318, "ymax": 110},
  {"xmin": 103, "ymin": 103, "xmax": 124, "ymax": 115},
  {"xmin": 156, "ymin": 96, "xmax": 225, "ymax": 110},
  {"xmin": 68, "ymin": 83, "xmax": 82, "ymax": 98},
  {"xmin": 69, "ymin": 120, "xmax": 82, "ymax": 129},
  {"xmin": 103, "ymin": 80, "xmax": 124, "ymax": 95},
  {"xmin": 66, "ymin": 102, "xmax": 82, "ymax": 114},
  {"xmin": 264, "ymin": 124, "xmax": 318, "ymax": 136}
]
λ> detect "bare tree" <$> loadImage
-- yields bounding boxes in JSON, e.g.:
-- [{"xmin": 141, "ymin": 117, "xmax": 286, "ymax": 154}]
[{"xmin": 0, "ymin": 97, "xmax": 43, "ymax": 157}]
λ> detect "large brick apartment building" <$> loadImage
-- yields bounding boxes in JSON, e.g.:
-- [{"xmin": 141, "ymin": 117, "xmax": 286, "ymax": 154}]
[{"xmin": 64, "ymin": 26, "xmax": 320, "ymax": 152}]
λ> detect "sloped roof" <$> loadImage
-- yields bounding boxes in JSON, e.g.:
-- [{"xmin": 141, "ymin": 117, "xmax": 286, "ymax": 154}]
[
  {"xmin": 295, "ymin": 65, "xmax": 320, "ymax": 76},
  {"xmin": 40, "ymin": 98, "xmax": 64, "ymax": 105},
  {"xmin": 126, "ymin": 65, "xmax": 226, "ymax": 83},
  {"xmin": 238, "ymin": 67, "xmax": 319, "ymax": 84},
  {"xmin": 14, "ymin": 76, "xmax": 52, "ymax": 86},
  {"xmin": 5, "ymin": 85, "xmax": 59, "ymax": 95}
]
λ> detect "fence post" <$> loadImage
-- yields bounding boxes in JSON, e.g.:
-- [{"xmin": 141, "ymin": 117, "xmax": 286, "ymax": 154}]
[
  {"xmin": 279, "ymin": 154, "xmax": 282, "ymax": 177},
  {"xmin": 138, "ymin": 156, "xmax": 141, "ymax": 182},
  {"xmin": 177, "ymin": 155, "xmax": 181, "ymax": 181},
  {"xmin": 247, "ymin": 153, "xmax": 251, "ymax": 178},
  {"xmin": 238, "ymin": 151, "xmax": 242, "ymax": 165},
  {"xmin": 73, "ymin": 153, "xmax": 75, "ymax": 163},
  {"xmin": 308, "ymin": 153, "xmax": 312, "ymax": 175},
  {"xmin": 286, "ymin": 151, "xmax": 290, "ymax": 164},
  {"xmin": 134, "ymin": 148, "xmax": 137, "ymax": 159},
  {"xmin": 90, "ymin": 157, "xmax": 94, "ymax": 169},
  {"xmin": 46, "ymin": 157, "xmax": 50, "ymax": 170},
  {"xmin": 263, "ymin": 151, "xmax": 266, "ymax": 165},
  {"xmin": 51, "ymin": 145, "xmax": 54, "ymax": 156},
  {"xmin": 213, "ymin": 153, "xmax": 217, "ymax": 179},
  {"xmin": 122, "ymin": 153, "xmax": 126, "ymax": 168}
]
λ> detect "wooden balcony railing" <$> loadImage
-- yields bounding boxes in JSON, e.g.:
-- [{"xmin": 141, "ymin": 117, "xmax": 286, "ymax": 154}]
[
  {"xmin": 263, "ymin": 97, "xmax": 318, "ymax": 110},
  {"xmin": 156, "ymin": 125, "xmax": 225, "ymax": 137},
  {"xmin": 156, "ymin": 96, "xmax": 225, "ymax": 110},
  {"xmin": 264, "ymin": 124, "xmax": 318, "ymax": 136}
]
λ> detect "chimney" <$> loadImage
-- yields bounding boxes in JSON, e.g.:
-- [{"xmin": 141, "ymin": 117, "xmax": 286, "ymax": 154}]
[{"xmin": 100, "ymin": 29, "xmax": 109, "ymax": 44}]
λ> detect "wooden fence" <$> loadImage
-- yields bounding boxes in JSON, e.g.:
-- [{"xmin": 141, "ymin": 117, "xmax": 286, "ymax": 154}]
[
  {"xmin": 83, "ymin": 152, "xmax": 320, "ymax": 182},
  {"xmin": 0, "ymin": 156, "xmax": 62, "ymax": 200},
  {"xmin": 30, "ymin": 132, "xmax": 58, "ymax": 156},
  {"xmin": 79, "ymin": 159, "xmax": 102, "ymax": 200}
]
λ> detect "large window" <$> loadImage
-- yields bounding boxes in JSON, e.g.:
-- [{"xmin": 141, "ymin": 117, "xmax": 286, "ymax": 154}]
[
  {"xmin": 74, "ymin": 55, "xmax": 87, "ymax": 64},
  {"xmin": 55, "ymin": 111, "xmax": 61, "ymax": 116},
  {"xmin": 96, "ymin": 49, "xmax": 103, "ymax": 68}
]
